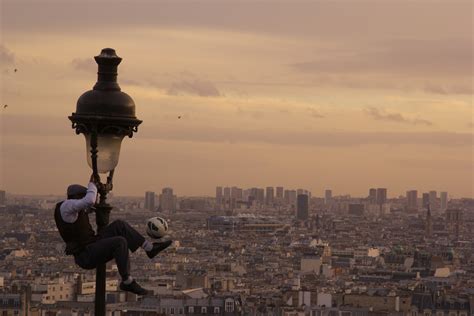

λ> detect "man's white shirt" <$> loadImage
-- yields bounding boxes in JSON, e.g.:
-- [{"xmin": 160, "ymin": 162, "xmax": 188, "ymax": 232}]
[{"xmin": 60, "ymin": 182, "xmax": 98, "ymax": 223}]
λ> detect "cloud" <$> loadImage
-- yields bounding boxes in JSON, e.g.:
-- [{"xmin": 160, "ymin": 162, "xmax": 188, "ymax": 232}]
[
  {"xmin": 0, "ymin": 45, "xmax": 15, "ymax": 65},
  {"xmin": 291, "ymin": 38, "xmax": 472, "ymax": 78},
  {"xmin": 424, "ymin": 83, "xmax": 473, "ymax": 95},
  {"xmin": 306, "ymin": 107, "xmax": 325, "ymax": 119},
  {"xmin": 167, "ymin": 79, "xmax": 221, "ymax": 97},
  {"xmin": 71, "ymin": 57, "xmax": 96, "ymax": 72},
  {"xmin": 140, "ymin": 126, "xmax": 471, "ymax": 148},
  {"xmin": 365, "ymin": 107, "xmax": 432, "ymax": 126},
  {"xmin": 3, "ymin": 115, "xmax": 470, "ymax": 148}
]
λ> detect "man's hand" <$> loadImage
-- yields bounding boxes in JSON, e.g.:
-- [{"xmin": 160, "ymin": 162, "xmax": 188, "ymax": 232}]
[{"xmin": 89, "ymin": 173, "xmax": 101, "ymax": 185}]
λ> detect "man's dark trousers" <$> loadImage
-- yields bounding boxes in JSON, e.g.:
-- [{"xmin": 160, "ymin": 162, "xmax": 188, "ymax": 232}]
[{"xmin": 74, "ymin": 220, "xmax": 145, "ymax": 280}]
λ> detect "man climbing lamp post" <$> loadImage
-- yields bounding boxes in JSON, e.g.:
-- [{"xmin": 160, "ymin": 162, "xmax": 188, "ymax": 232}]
[{"xmin": 68, "ymin": 48, "xmax": 142, "ymax": 315}]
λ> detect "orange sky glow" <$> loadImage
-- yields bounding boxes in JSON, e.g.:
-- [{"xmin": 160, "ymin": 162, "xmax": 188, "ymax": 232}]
[{"xmin": 0, "ymin": 0, "xmax": 472, "ymax": 198}]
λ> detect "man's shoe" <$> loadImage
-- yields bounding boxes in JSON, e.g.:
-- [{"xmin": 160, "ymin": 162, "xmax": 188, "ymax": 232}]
[
  {"xmin": 120, "ymin": 280, "xmax": 149, "ymax": 295},
  {"xmin": 146, "ymin": 239, "xmax": 172, "ymax": 259}
]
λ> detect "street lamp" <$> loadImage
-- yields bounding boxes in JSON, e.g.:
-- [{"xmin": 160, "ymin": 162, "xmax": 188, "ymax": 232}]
[{"xmin": 69, "ymin": 48, "xmax": 142, "ymax": 316}]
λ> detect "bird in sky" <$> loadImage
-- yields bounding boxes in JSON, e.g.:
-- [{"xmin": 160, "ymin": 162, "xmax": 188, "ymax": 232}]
[
  {"xmin": 178, "ymin": 116, "xmax": 181, "ymax": 119},
  {"xmin": 14, "ymin": 69, "xmax": 17, "ymax": 73},
  {"xmin": 3, "ymin": 104, "xmax": 8, "ymax": 109}
]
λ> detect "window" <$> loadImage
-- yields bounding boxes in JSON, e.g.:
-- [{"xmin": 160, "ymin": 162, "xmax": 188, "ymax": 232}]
[
  {"xmin": 188, "ymin": 306, "xmax": 194, "ymax": 313},
  {"xmin": 214, "ymin": 307, "xmax": 220, "ymax": 314},
  {"xmin": 202, "ymin": 307, "xmax": 207, "ymax": 314},
  {"xmin": 225, "ymin": 301, "xmax": 234, "ymax": 312},
  {"xmin": 170, "ymin": 307, "xmax": 175, "ymax": 314},
  {"xmin": 179, "ymin": 308, "xmax": 183, "ymax": 314}
]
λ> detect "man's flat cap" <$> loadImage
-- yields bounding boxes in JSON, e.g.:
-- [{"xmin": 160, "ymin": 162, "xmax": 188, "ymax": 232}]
[{"xmin": 67, "ymin": 184, "xmax": 87, "ymax": 197}]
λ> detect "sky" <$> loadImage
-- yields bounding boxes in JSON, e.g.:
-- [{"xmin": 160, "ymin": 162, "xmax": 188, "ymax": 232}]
[{"xmin": 0, "ymin": 0, "xmax": 473, "ymax": 198}]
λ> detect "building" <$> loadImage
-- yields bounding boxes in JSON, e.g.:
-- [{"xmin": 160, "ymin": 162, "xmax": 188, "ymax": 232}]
[
  {"xmin": 207, "ymin": 215, "xmax": 284, "ymax": 233},
  {"xmin": 0, "ymin": 190, "xmax": 5, "ymax": 206},
  {"xmin": 144, "ymin": 191, "xmax": 155, "ymax": 211},
  {"xmin": 300, "ymin": 255, "xmax": 321, "ymax": 273},
  {"xmin": 429, "ymin": 190, "xmax": 437, "ymax": 209},
  {"xmin": 368, "ymin": 188, "xmax": 377, "ymax": 203},
  {"xmin": 223, "ymin": 187, "xmax": 231, "ymax": 207},
  {"xmin": 276, "ymin": 186, "xmax": 284, "ymax": 200},
  {"xmin": 231, "ymin": 187, "xmax": 242, "ymax": 200},
  {"xmin": 265, "ymin": 187, "xmax": 274, "ymax": 206},
  {"xmin": 376, "ymin": 188, "xmax": 387, "ymax": 205},
  {"xmin": 296, "ymin": 194, "xmax": 309, "ymax": 220},
  {"xmin": 159, "ymin": 187, "xmax": 176, "ymax": 213},
  {"xmin": 440, "ymin": 191, "xmax": 448, "ymax": 210},
  {"xmin": 406, "ymin": 190, "xmax": 418, "ymax": 210},
  {"xmin": 284, "ymin": 190, "xmax": 297, "ymax": 206},
  {"xmin": 324, "ymin": 190, "xmax": 332, "ymax": 205},
  {"xmin": 216, "ymin": 186, "xmax": 223, "ymax": 208},
  {"xmin": 422, "ymin": 193, "xmax": 430, "ymax": 207},
  {"xmin": 0, "ymin": 292, "xmax": 28, "ymax": 316},
  {"xmin": 348, "ymin": 204, "xmax": 364, "ymax": 216},
  {"xmin": 256, "ymin": 188, "xmax": 265, "ymax": 205},
  {"xmin": 425, "ymin": 205, "xmax": 433, "ymax": 237},
  {"xmin": 446, "ymin": 209, "xmax": 462, "ymax": 240}
]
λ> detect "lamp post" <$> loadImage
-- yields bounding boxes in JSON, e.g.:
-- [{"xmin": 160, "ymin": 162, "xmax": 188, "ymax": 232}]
[{"xmin": 69, "ymin": 48, "xmax": 142, "ymax": 316}]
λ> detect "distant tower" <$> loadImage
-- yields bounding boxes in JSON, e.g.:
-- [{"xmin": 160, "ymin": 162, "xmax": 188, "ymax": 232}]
[
  {"xmin": 0, "ymin": 190, "xmax": 5, "ymax": 206},
  {"xmin": 144, "ymin": 191, "xmax": 155, "ymax": 211},
  {"xmin": 446, "ymin": 209, "xmax": 462, "ymax": 241},
  {"xmin": 368, "ymin": 188, "xmax": 377, "ymax": 203},
  {"xmin": 159, "ymin": 187, "xmax": 176, "ymax": 213},
  {"xmin": 296, "ymin": 194, "xmax": 309, "ymax": 220},
  {"xmin": 216, "ymin": 186, "xmax": 223, "ymax": 208},
  {"xmin": 425, "ymin": 204, "xmax": 433, "ymax": 238},
  {"xmin": 406, "ymin": 190, "xmax": 418, "ymax": 211},
  {"xmin": 376, "ymin": 188, "xmax": 387, "ymax": 205},
  {"xmin": 440, "ymin": 192, "xmax": 448, "ymax": 211},
  {"xmin": 422, "ymin": 193, "xmax": 430, "ymax": 208},
  {"xmin": 429, "ymin": 191, "xmax": 437, "ymax": 210},
  {"xmin": 266, "ymin": 187, "xmax": 274, "ymax": 206},
  {"xmin": 276, "ymin": 187, "xmax": 284, "ymax": 200},
  {"xmin": 324, "ymin": 189, "xmax": 332, "ymax": 205},
  {"xmin": 223, "ymin": 187, "xmax": 231, "ymax": 209}
]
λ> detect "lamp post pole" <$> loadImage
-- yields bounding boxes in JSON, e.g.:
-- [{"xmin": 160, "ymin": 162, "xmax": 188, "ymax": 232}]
[{"xmin": 69, "ymin": 48, "xmax": 141, "ymax": 316}]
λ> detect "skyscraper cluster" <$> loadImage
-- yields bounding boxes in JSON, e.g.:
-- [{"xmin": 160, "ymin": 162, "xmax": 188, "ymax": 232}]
[
  {"xmin": 144, "ymin": 188, "xmax": 177, "ymax": 213},
  {"xmin": 215, "ymin": 185, "xmax": 311, "ymax": 217}
]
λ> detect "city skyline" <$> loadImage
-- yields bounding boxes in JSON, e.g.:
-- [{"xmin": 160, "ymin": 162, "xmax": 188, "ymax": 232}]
[{"xmin": 1, "ymin": 1, "xmax": 473, "ymax": 197}]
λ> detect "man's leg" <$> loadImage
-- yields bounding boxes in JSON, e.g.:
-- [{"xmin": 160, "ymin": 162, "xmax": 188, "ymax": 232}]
[
  {"xmin": 75, "ymin": 236, "xmax": 148, "ymax": 295},
  {"xmin": 100, "ymin": 219, "xmax": 172, "ymax": 259},
  {"xmin": 99, "ymin": 220, "xmax": 145, "ymax": 252},
  {"xmin": 75, "ymin": 236, "xmax": 130, "ymax": 280}
]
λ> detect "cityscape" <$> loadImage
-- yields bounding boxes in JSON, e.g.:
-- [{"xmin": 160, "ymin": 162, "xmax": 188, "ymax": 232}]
[
  {"xmin": 0, "ymin": 186, "xmax": 473, "ymax": 315},
  {"xmin": 1, "ymin": 0, "xmax": 473, "ymax": 315}
]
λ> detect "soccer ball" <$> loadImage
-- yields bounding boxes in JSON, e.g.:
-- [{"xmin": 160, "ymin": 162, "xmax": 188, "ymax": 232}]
[{"xmin": 146, "ymin": 217, "xmax": 169, "ymax": 239}]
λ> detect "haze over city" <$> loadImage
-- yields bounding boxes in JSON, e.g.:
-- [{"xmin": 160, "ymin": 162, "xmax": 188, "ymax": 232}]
[{"xmin": 1, "ymin": 0, "xmax": 472, "ymax": 198}]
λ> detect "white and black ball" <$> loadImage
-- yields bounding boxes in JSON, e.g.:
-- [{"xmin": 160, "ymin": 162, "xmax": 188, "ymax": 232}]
[{"xmin": 146, "ymin": 216, "xmax": 169, "ymax": 239}]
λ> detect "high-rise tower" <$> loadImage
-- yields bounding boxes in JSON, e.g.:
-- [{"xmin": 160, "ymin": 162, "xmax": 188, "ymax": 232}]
[
  {"xmin": 425, "ymin": 204, "xmax": 433, "ymax": 238},
  {"xmin": 296, "ymin": 194, "xmax": 309, "ymax": 220},
  {"xmin": 145, "ymin": 191, "xmax": 155, "ymax": 211}
]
